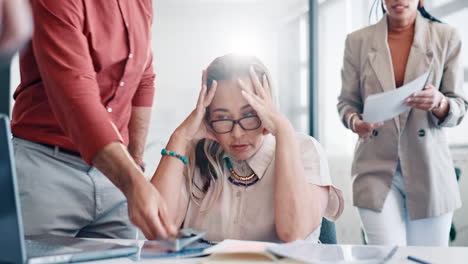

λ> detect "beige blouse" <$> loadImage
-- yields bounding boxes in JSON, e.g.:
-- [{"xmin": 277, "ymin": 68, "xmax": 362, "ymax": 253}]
[{"xmin": 181, "ymin": 133, "xmax": 344, "ymax": 243}]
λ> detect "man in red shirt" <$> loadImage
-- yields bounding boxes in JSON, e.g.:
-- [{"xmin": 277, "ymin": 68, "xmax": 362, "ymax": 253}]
[{"xmin": 11, "ymin": 0, "xmax": 175, "ymax": 239}]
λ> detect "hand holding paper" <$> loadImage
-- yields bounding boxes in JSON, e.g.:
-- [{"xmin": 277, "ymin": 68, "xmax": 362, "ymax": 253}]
[
  {"xmin": 353, "ymin": 117, "xmax": 383, "ymax": 138},
  {"xmin": 363, "ymin": 70, "xmax": 431, "ymax": 123}
]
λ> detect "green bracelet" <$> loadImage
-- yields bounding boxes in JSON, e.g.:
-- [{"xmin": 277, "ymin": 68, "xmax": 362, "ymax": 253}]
[{"xmin": 161, "ymin": 149, "xmax": 188, "ymax": 164}]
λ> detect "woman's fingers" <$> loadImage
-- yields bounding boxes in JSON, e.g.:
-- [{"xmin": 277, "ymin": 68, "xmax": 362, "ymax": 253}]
[
  {"xmin": 406, "ymin": 100, "xmax": 435, "ymax": 109},
  {"xmin": 241, "ymin": 90, "xmax": 261, "ymax": 110},
  {"xmin": 412, "ymin": 104, "xmax": 434, "ymax": 111},
  {"xmin": 237, "ymin": 77, "xmax": 247, "ymax": 90},
  {"xmin": 196, "ymin": 84, "xmax": 207, "ymax": 109},
  {"xmin": 411, "ymin": 91, "xmax": 433, "ymax": 98},
  {"xmin": 356, "ymin": 120, "xmax": 373, "ymax": 132},
  {"xmin": 240, "ymin": 79, "xmax": 263, "ymax": 107},
  {"xmin": 202, "ymin": 69, "xmax": 207, "ymax": 87},
  {"xmin": 407, "ymin": 98, "xmax": 430, "ymax": 104},
  {"xmin": 406, "ymin": 97, "xmax": 434, "ymax": 104},
  {"xmin": 249, "ymin": 66, "xmax": 267, "ymax": 99},
  {"xmin": 204, "ymin": 80, "xmax": 217, "ymax": 107},
  {"xmin": 354, "ymin": 120, "xmax": 383, "ymax": 138},
  {"xmin": 372, "ymin": 122, "xmax": 384, "ymax": 129},
  {"xmin": 262, "ymin": 74, "xmax": 272, "ymax": 99}
]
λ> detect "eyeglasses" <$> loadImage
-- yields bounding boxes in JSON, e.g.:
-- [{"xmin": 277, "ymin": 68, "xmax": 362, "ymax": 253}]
[{"xmin": 209, "ymin": 116, "xmax": 262, "ymax": 134}]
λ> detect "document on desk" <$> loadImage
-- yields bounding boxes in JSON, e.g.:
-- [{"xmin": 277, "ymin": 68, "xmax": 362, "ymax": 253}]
[
  {"xmin": 363, "ymin": 70, "xmax": 430, "ymax": 123},
  {"xmin": 267, "ymin": 241, "xmax": 397, "ymax": 264},
  {"xmin": 202, "ymin": 239, "xmax": 280, "ymax": 263}
]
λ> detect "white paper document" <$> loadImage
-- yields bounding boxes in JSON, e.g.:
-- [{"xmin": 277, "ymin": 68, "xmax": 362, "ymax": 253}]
[
  {"xmin": 362, "ymin": 70, "xmax": 430, "ymax": 123},
  {"xmin": 267, "ymin": 241, "xmax": 397, "ymax": 264}
]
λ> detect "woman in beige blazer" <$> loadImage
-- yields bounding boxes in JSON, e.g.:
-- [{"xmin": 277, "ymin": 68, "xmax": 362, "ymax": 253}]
[{"xmin": 338, "ymin": 0, "xmax": 467, "ymax": 246}]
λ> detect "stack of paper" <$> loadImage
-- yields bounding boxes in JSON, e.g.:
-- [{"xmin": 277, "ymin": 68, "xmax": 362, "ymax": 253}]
[{"xmin": 200, "ymin": 240, "xmax": 302, "ymax": 264}]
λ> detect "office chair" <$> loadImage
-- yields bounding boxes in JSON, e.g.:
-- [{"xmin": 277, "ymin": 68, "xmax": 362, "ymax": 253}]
[{"xmin": 319, "ymin": 218, "xmax": 337, "ymax": 244}]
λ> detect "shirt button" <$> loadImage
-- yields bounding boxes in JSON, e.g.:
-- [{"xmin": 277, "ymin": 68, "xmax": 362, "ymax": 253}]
[
  {"xmin": 107, "ymin": 107, "xmax": 113, "ymax": 113},
  {"xmin": 125, "ymin": 23, "xmax": 129, "ymax": 27},
  {"xmin": 119, "ymin": 81, "xmax": 125, "ymax": 87},
  {"xmin": 128, "ymin": 53, "xmax": 133, "ymax": 59}
]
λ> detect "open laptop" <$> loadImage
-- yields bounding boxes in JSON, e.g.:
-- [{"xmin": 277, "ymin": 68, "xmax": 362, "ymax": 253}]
[{"xmin": 0, "ymin": 114, "xmax": 138, "ymax": 264}]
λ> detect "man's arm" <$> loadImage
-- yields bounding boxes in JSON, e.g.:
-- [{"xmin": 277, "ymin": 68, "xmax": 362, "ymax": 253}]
[
  {"xmin": 128, "ymin": 106, "xmax": 152, "ymax": 170},
  {"xmin": 128, "ymin": 50, "xmax": 155, "ymax": 169},
  {"xmin": 92, "ymin": 142, "xmax": 175, "ymax": 239}
]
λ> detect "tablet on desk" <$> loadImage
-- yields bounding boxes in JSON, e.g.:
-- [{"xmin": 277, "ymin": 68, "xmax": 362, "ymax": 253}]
[
  {"xmin": 137, "ymin": 228, "xmax": 210, "ymax": 259},
  {"xmin": 158, "ymin": 228, "xmax": 207, "ymax": 251}
]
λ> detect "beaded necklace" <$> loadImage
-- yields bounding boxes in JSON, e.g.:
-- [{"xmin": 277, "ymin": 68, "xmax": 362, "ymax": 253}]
[{"xmin": 224, "ymin": 157, "xmax": 259, "ymax": 187}]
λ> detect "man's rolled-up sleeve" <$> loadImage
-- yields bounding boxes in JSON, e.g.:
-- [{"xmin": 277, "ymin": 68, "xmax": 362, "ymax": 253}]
[{"xmin": 132, "ymin": 52, "xmax": 155, "ymax": 107}]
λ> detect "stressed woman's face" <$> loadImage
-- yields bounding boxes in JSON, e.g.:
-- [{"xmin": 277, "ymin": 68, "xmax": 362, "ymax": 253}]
[
  {"xmin": 207, "ymin": 76, "xmax": 266, "ymax": 160},
  {"xmin": 383, "ymin": 0, "xmax": 419, "ymax": 22}
]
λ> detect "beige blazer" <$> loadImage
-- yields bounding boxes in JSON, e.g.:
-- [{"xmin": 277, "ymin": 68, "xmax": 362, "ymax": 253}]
[{"xmin": 337, "ymin": 13, "xmax": 468, "ymax": 219}]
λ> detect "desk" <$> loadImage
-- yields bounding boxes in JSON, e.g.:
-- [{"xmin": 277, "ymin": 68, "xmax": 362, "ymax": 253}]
[{"xmin": 82, "ymin": 239, "xmax": 468, "ymax": 264}]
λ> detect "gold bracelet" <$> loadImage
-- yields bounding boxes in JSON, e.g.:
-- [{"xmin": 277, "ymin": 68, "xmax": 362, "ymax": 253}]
[
  {"xmin": 347, "ymin": 112, "xmax": 362, "ymax": 132},
  {"xmin": 347, "ymin": 113, "xmax": 358, "ymax": 130}
]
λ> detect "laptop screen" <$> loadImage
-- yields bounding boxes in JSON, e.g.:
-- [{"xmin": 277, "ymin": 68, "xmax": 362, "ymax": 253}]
[{"xmin": 0, "ymin": 114, "xmax": 27, "ymax": 264}]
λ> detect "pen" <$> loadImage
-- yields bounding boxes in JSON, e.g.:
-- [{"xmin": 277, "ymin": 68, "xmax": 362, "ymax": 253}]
[
  {"xmin": 407, "ymin": 255, "xmax": 432, "ymax": 264},
  {"xmin": 379, "ymin": 246, "xmax": 398, "ymax": 264}
]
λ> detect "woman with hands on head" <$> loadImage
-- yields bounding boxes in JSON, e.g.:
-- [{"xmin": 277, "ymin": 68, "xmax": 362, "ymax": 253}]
[
  {"xmin": 338, "ymin": 0, "xmax": 468, "ymax": 246},
  {"xmin": 152, "ymin": 54, "xmax": 343, "ymax": 243}
]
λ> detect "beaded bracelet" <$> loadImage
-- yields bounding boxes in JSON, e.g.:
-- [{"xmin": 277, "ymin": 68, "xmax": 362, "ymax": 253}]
[{"xmin": 161, "ymin": 149, "xmax": 188, "ymax": 164}]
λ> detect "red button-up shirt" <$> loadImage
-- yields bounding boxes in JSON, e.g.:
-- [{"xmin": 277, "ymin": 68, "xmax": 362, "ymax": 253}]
[{"xmin": 11, "ymin": 0, "xmax": 155, "ymax": 164}]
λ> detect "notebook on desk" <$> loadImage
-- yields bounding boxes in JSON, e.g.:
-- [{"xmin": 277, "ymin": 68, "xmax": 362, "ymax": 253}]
[{"xmin": 0, "ymin": 114, "xmax": 138, "ymax": 264}]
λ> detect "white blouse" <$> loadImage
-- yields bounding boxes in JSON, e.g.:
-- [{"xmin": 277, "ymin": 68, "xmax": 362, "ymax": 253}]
[{"xmin": 181, "ymin": 133, "xmax": 344, "ymax": 243}]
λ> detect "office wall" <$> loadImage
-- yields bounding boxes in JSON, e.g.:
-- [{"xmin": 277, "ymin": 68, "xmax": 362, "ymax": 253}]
[{"xmin": 145, "ymin": 0, "xmax": 308, "ymax": 176}]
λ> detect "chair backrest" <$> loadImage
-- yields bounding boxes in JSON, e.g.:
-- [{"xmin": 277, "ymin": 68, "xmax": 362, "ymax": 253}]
[{"xmin": 319, "ymin": 218, "xmax": 337, "ymax": 244}]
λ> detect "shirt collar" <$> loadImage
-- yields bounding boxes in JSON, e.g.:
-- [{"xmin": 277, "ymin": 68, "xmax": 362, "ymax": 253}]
[
  {"xmin": 247, "ymin": 134, "xmax": 276, "ymax": 179},
  {"xmin": 248, "ymin": 134, "xmax": 275, "ymax": 179},
  {"xmin": 221, "ymin": 134, "xmax": 276, "ymax": 180}
]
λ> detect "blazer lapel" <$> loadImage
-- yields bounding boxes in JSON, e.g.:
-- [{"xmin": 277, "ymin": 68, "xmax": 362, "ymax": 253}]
[
  {"xmin": 399, "ymin": 13, "xmax": 434, "ymax": 132},
  {"xmin": 368, "ymin": 15, "xmax": 400, "ymax": 132}
]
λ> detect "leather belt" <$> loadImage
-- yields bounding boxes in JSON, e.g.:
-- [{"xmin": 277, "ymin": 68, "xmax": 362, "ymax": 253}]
[{"xmin": 39, "ymin": 143, "xmax": 82, "ymax": 158}]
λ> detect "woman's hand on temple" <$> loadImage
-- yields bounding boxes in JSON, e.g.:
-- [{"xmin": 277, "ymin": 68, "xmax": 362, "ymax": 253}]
[
  {"xmin": 174, "ymin": 70, "xmax": 218, "ymax": 142},
  {"xmin": 239, "ymin": 66, "xmax": 288, "ymax": 136}
]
